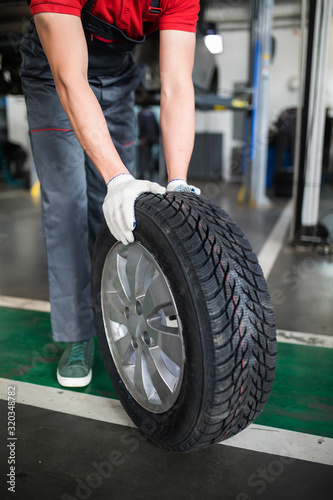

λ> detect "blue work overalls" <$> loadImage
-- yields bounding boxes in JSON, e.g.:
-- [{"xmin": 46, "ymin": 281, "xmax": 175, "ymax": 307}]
[{"xmin": 20, "ymin": 0, "xmax": 160, "ymax": 342}]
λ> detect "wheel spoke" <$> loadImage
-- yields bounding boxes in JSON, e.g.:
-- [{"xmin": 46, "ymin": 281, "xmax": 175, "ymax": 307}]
[
  {"xmin": 125, "ymin": 245, "xmax": 143, "ymax": 301},
  {"xmin": 113, "ymin": 330, "xmax": 132, "ymax": 362},
  {"xmin": 135, "ymin": 256, "xmax": 158, "ymax": 301},
  {"xmin": 103, "ymin": 252, "xmax": 131, "ymax": 306},
  {"xmin": 146, "ymin": 306, "xmax": 178, "ymax": 335},
  {"xmin": 104, "ymin": 291, "xmax": 126, "ymax": 326},
  {"xmin": 146, "ymin": 346, "xmax": 178, "ymax": 399},
  {"xmin": 134, "ymin": 349, "xmax": 156, "ymax": 401},
  {"xmin": 158, "ymin": 331, "xmax": 183, "ymax": 370},
  {"xmin": 143, "ymin": 273, "xmax": 173, "ymax": 318},
  {"xmin": 116, "ymin": 253, "xmax": 131, "ymax": 302}
]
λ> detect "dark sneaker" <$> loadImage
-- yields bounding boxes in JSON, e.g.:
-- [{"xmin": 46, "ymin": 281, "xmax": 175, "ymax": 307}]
[{"xmin": 57, "ymin": 339, "xmax": 94, "ymax": 387}]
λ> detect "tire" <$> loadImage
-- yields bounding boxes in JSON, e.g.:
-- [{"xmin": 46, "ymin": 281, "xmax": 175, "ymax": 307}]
[{"xmin": 91, "ymin": 193, "xmax": 277, "ymax": 452}]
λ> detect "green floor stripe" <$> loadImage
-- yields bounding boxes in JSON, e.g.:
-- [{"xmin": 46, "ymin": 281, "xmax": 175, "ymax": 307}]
[
  {"xmin": 0, "ymin": 307, "xmax": 117, "ymax": 399},
  {"xmin": 1, "ymin": 306, "xmax": 332, "ymax": 437},
  {"xmin": 256, "ymin": 342, "xmax": 333, "ymax": 437}
]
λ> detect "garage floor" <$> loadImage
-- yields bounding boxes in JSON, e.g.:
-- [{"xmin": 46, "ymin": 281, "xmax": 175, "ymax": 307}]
[{"xmin": 0, "ymin": 182, "xmax": 332, "ymax": 500}]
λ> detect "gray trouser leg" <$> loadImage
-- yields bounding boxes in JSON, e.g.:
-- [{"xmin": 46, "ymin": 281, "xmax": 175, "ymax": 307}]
[
  {"xmin": 20, "ymin": 20, "xmax": 138, "ymax": 342},
  {"xmin": 29, "ymin": 126, "xmax": 96, "ymax": 342}
]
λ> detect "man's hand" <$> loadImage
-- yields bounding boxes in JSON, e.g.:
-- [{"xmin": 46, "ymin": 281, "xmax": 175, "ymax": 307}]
[
  {"xmin": 167, "ymin": 179, "xmax": 201, "ymax": 195},
  {"xmin": 103, "ymin": 174, "xmax": 166, "ymax": 244}
]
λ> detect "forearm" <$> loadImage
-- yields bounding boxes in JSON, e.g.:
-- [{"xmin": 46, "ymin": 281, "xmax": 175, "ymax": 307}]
[
  {"xmin": 55, "ymin": 78, "xmax": 128, "ymax": 183},
  {"xmin": 159, "ymin": 30, "xmax": 196, "ymax": 182},
  {"xmin": 160, "ymin": 83, "xmax": 195, "ymax": 182}
]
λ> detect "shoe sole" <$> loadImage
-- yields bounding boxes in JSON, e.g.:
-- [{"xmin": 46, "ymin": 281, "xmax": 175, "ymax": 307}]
[{"xmin": 56, "ymin": 369, "xmax": 92, "ymax": 388}]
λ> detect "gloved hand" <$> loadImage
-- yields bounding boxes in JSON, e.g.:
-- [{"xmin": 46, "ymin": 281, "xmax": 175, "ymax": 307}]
[
  {"xmin": 103, "ymin": 173, "xmax": 166, "ymax": 245},
  {"xmin": 167, "ymin": 178, "xmax": 201, "ymax": 195}
]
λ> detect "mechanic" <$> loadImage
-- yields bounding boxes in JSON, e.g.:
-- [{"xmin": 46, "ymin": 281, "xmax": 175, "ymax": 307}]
[{"xmin": 20, "ymin": 0, "xmax": 200, "ymax": 388}]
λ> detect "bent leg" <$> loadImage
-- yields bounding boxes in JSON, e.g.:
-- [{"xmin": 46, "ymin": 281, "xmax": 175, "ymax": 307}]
[
  {"xmin": 30, "ymin": 128, "xmax": 95, "ymax": 342},
  {"xmin": 21, "ymin": 22, "xmax": 95, "ymax": 342}
]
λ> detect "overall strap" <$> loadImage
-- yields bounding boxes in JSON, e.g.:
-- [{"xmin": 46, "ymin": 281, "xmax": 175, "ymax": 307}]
[
  {"xmin": 149, "ymin": 0, "xmax": 161, "ymax": 15},
  {"xmin": 144, "ymin": 0, "xmax": 162, "ymax": 30},
  {"xmin": 81, "ymin": 1, "xmax": 146, "ymax": 51},
  {"xmin": 81, "ymin": 1, "xmax": 162, "ymax": 47},
  {"xmin": 83, "ymin": 0, "xmax": 95, "ymax": 12}
]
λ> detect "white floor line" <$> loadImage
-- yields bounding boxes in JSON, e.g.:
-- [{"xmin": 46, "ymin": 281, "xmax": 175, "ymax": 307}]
[
  {"xmin": 0, "ymin": 378, "xmax": 133, "ymax": 428},
  {"xmin": 221, "ymin": 424, "xmax": 333, "ymax": 466},
  {"xmin": 0, "ymin": 295, "xmax": 50, "ymax": 312},
  {"xmin": 257, "ymin": 200, "xmax": 293, "ymax": 279},
  {"xmin": 277, "ymin": 329, "xmax": 333, "ymax": 349},
  {"xmin": 1, "ymin": 378, "xmax": 332, "ymax": 466}
]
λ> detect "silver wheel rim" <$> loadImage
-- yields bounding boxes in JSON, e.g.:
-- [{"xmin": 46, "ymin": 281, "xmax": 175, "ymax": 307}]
[{"xmin": 101, "ymin": 242, "xmax": 185, "ymax": 413}]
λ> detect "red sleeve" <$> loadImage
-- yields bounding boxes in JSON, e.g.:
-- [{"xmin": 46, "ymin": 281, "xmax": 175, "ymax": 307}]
[
  {"xmin": 29, "ymin": 0, "xmax": 84, "ymax": 17},
  {"xmin": 159, "ymin": 0, "xmax": 200, "ymax": 33}
]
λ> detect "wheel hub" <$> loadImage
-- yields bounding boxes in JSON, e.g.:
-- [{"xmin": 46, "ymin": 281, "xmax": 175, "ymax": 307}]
[{"xmin": 101, "ymin": 242, "xmax": 185, "ymax": 413}]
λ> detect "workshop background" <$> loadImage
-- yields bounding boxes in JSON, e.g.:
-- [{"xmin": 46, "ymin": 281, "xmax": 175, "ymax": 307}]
[{"xmin": 0, "ymin": 1, "xmax": 332, "ymax": 499}]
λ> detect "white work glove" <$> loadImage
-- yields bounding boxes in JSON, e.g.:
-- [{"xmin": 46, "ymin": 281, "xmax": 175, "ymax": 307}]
[
  {"xmin": 103, "ymin": 173, "xmax": 166, "ymax": 245},
  {"xmin": 166, "ymin": 178, "xmax": 201, "ymax": 195}
]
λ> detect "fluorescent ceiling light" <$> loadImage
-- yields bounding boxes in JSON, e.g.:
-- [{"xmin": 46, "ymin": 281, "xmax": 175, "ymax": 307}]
[{"xmin": 204, "ymin": 34, "xmax": 223, "ymax": 54}]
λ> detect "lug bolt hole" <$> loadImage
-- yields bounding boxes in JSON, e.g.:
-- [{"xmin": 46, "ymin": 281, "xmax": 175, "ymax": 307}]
[
  {"xmin": 135, "ymin": 301, "xmax": 143, "ymax": 316},
  {"xmin": 124, "ymin": 307, "xmax": 130, "ymax": 319},
  {"xmin": 131, "ymin": 338, "xmax": 138, "ymax": 350},
  {"xmin": 142, "ymin": 331, "xmax": 151, "ymax": 346}
]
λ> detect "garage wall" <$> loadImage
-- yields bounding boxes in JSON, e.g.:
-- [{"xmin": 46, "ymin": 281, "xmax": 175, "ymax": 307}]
[
  {"xmin": 195, "ymin": 26, "xmax": 302, "ymax": 180},
  {"xmin": 195, "ymin": 15, "xmax": 333, "ymax": 182},
  {"xmin": 269, "ymin": 27, "xmax": 302, "ymax": 121}
]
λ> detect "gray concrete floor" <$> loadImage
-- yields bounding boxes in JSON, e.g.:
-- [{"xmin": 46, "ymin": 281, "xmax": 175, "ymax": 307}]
[
  {"xmin": 0, "ymin": 182, "xmax": 287, "ymax": 301},
  {"xmin": 0, "ymin": 400, "xmax": 331, "ymax": 500},
  {"xmin": 0, "ymin": 190, "xmax": 48, "ymax": 300}
]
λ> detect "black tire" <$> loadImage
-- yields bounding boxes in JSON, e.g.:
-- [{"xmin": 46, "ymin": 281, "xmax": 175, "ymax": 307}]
[{"xmin": 91, "ymin": 193, "xmax": 276, "ymax": 452}]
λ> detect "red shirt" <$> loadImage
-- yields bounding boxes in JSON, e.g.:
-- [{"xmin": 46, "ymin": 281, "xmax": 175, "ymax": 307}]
[{"xmin": 29, "ymin": 1, "xmax": 200, "ymax": 39}]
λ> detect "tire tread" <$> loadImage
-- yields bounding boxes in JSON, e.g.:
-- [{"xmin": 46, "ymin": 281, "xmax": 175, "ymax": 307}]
[{"xmin": 136, "ymin": 193, "xmax": 276, "ymax": 451}]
